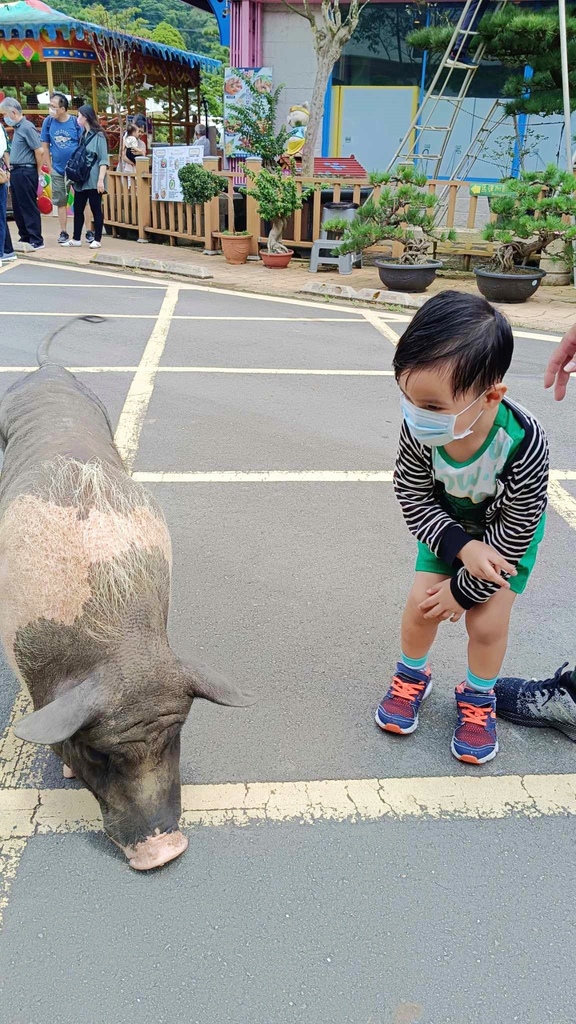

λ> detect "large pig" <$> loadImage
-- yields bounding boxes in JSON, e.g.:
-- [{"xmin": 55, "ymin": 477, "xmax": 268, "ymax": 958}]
[{"xmin": 0, "ymin": 317, "xmax": 252, "ymax": 870}]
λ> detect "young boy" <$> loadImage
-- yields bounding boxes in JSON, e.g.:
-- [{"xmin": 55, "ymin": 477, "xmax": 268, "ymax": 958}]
[{"xmin": 376, "ymin": 291, "xmax": 549, "ymax": 764}]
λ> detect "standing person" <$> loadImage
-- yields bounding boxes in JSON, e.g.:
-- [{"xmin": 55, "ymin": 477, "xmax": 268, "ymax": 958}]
[
  {"xmin": 375, "ymin": 291, "xmax": 549, "ymax": 764},
  {"xmin": 62, "ymin": 105, "xmax": 108, "ymax": 251},
  {"xmin": 495, "ymin": 324, "xmax": 576, "ymax": 737},
  {"xmin": 446, "ymin": 0, "xmax": 490, "ymax": 69},
  {"xmin": 193, "ymin": 123, "xmax": 211, "ymax": 156},
  {"xmin": 0, "ymin": 97, "xmax": 44, "ymax": 251},
  {"xmin": 0, "ymin": 119, "xmax": 16, "ymax": 265},
  {"xmin": 118, "ymin": 123, "xmax": 146, "ymax": 177},
  {"xmin": 40, "ymin": 92, "xmax": 85, "ymax": 245}
]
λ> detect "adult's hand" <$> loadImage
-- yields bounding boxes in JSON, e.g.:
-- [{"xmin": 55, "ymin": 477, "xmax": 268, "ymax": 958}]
[{"xmin": 544, "ymin": 323, "xmax": 576, "ymax": 400}]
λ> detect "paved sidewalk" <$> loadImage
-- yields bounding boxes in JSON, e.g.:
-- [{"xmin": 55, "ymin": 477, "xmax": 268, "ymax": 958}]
[{"xmin": 16, "ymin": 226, "xmax": 576, "ymax": 333}]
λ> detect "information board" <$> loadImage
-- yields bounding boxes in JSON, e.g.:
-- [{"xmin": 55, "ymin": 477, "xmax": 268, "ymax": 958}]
[{"xmin": 151, "ymin": 145, "xmax": 204, "ymax": 202}]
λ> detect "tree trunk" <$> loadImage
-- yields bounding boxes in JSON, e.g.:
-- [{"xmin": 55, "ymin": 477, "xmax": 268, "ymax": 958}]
[
  {"xmin": 301, "ymin": 49, "xmax": 338, "ymax": 178},
  {"xmin": 268, "ymin": 217, "xmax": 289, "ymax": 253}
]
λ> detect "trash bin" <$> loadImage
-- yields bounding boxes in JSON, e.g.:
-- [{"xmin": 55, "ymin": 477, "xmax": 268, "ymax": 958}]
[{"xmin": 320, "ymin": 201, "xmax": 359, "ymax": 240}]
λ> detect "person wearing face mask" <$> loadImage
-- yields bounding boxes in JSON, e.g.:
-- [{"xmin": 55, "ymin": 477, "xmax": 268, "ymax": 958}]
[
  {"xmin": 375, "ymin": 290, "xmax": 549, "ymax": 765},
  {"xmin": 0, "ymin": 97, "xmax": 44, "ymax": 250}
]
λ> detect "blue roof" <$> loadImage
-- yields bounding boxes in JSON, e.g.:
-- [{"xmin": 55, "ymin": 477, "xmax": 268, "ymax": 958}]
[{"xmin": 0, "ymin": 0, "xmax": 221, "ymax": 73}]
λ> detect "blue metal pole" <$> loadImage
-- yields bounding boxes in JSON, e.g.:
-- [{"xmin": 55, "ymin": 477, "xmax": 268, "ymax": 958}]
[
  {"xmin": 321, "ymin": 72, "xmax": 333, "ymax": 157},
  {"xmin": 511, "ymin": 65, "xmax": 533, "ymax": 177}
]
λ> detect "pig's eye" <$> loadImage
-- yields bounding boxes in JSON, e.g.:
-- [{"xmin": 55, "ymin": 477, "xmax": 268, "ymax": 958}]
[{"xmin": 83, "ymin": 744, "xmax": 110, "ymax": 767}]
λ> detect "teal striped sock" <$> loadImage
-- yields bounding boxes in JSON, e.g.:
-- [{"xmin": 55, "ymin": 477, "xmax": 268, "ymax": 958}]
[
  {"xmin": 466, "ymin": 668, "xmax": 497, "ymax": 692},
  {"xmin": 400, "ymin": 651, "xmax": 429, "ymax": 671}
]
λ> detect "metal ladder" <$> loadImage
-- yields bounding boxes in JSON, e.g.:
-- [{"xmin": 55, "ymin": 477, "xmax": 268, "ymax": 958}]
[{"xmin": 386, "ymin": 0, "xmax": 511, "ymax": 178}]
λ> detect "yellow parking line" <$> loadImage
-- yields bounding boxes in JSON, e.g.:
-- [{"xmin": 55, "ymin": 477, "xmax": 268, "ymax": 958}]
[
  {"xmin": 114, "ymin": 284, "xmax": 180, "ymax": 470},
  {"xmin": 2, "ymin": 773, "xmax": 576, "ymax": 842},
  {"xmin": 362, "ymin": 308, "xmax": 400, "ymax": 345}
]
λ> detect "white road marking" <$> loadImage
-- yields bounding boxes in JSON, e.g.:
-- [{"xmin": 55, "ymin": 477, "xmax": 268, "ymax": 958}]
[
  {"xmin": 17, "ymin": 260, "xmax": 369, "ymax": 313},
  {"xmin": 0, "ymin": 366, "xmax": 395, "ymax": 375},
  {"xmin": 114, "ymin": 284, "xmax": 180, "ymax": 471},
  {"xmin": 134, "ymin": 471, "xmax": 396, "ymax": 483},
  {"xmin": 0, "ymin": 838, "xmax": 27, "ymax": 930},
  {"xmin": 362, "ymin": 308, "xmax": 400, "ymax": 345},
  {"xmin": 514, "ymin": 329, "xmax": 562, "ymax": 342},
  {"xmin": 0, "ymin": 282, "xmax": 166, "ymax": 289},
  {"xmin": 3, "ymin": 773, "xmax": 576, "ymax": 842}
]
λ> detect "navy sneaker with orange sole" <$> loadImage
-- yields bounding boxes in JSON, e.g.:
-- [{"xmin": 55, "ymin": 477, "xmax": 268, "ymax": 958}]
[
  {"xmin": 451, "ymin": 684, "xmax": 498, "ymax": 764},
  {"xmin": 375, "ymin": 664, "xmax": 432, "ymax": 735}
]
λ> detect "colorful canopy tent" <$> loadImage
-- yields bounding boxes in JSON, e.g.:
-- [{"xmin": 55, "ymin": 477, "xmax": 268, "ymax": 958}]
[{"xmin": 0, "ymin": 0, "xmax": 221, "ymax": 142}]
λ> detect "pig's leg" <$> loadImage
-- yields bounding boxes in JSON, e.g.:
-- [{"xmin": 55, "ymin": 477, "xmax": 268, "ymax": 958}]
[{"xmin": 63, "ymin": 763, "xmax": 75, "ymax": 779}]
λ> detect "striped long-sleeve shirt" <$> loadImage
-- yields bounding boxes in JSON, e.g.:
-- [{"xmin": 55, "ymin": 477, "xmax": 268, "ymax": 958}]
[{"xmin": 393, "ymin": 397, "xmax": 549, "ymax": 609}]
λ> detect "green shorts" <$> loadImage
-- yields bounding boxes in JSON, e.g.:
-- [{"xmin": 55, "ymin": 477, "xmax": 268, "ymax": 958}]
[
  {"xmin": 51, "ymin": 172, "xmax": 69, "ymax": 207},
  {"xmin": 415, "ymin": 515, "xmax": 546, "ymax": 595}
]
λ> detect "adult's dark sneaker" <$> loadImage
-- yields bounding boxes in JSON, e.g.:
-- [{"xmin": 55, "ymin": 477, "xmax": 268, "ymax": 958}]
[
  {"xmin": 495, "ymin": 663, "xmax": 576, "ymax": 741},
  {"xmin": 58, "ymin": 231, "xmax": 70, "ymax": 244},
  {"xmin": 446, "ymin": 54, "xmax": 476, "ymax": 69}
]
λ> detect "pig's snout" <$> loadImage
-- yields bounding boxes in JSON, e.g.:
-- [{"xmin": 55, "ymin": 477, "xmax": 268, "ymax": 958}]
[{"xmin": 117, "ymin": 829, "xmax": 189, "ymax": 871}]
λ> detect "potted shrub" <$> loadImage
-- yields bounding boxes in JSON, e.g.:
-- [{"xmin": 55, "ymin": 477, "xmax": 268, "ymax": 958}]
[
  {"xmin": 332, "ymin": 167, "xmax": 454, "ymax": 292},
  {"xmin": 220, "ymin": 230, "xmax": 253, "ymax": 265},
  {"xmin": 244, "ymin": 165, "xmax": 314, "ymax": 268},
  {"xmin": 477, "ymin": 165, "xmax": 576, "ymax": 302}
]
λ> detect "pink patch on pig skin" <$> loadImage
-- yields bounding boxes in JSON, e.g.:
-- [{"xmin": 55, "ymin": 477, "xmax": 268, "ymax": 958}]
[
  {"xmin": 0, "ymin": 490, "xmax": 171, "ymax": 662},
  {"xmin": 118, "ymin": 830, "xmax": 189, "ymax": 871},
  {"xmin": 63, "ymin": 763, "xmax": 75, "ymax": 779}
]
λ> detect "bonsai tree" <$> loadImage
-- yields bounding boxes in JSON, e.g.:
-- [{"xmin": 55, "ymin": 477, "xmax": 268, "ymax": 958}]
[
  {"xmin": 243, "ymin": 165, "xmax": 314, "ymax": 254},
  {"xmin": 331, "ymin": 166, "xmax": 454, "ymax": 262},
  {"xmin": 483, "ymin": 165, "xmax": 576, "ymax": 273}
]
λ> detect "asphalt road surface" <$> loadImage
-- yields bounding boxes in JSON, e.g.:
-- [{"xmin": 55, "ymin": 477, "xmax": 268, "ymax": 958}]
[{"xmin": 0, "ymin": 259, "xmax": 575, "ymax": 1024}]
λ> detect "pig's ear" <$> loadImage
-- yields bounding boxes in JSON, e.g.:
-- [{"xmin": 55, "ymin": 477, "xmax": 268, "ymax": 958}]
[
  {"xmin": 13, "ymin": 677, "xmax": 100, "ymax": 744},
  {"xmin": 182, "ymin": 660, "xmax": 257, "ymax": 708}
]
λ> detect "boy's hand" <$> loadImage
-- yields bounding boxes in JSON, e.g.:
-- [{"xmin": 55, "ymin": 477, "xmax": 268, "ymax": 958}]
[
  {"xmin": 457, "ymin": 540, "xmax": 517, "ymax": 587},
  {"xmin": 419, "ymin": 579, "xmax": 464, "ymax": 622}
]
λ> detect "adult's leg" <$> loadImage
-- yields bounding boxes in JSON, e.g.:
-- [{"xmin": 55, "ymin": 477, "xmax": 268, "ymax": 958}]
[
  {"xmin": 18, "ymin": 166, "xmax": 43, "ymax": 246},
  {"xmin": 0, "ymin": 181, "xmax": 7, "ymax": 256},
  {"xmin": 9, "ymin": 170, "xmax": 29, "ymax": 243},
  {"xmin": 452, "ymin": 0, "xmax": 491, "ymax": 58},
  {"xmin": 72, "ymin": 189, "xmax": 89, "ymax": 241},
  {"xmin": 88, "ymin": 190, "xmax": 104, "ymax": 242}
]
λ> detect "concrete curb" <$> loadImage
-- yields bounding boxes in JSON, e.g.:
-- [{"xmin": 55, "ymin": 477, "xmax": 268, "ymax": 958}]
[
  {"xmin": 298, "ymin": 281, "xmax": 426, "ymax": 310},
  {"xmin": 91, "ymin": 253, "xmax": 213, "ymax": 279}
]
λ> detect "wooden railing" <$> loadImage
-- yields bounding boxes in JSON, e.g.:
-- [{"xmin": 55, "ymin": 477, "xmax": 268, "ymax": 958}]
[{"xmin": 102, "ymin": 158, "xmax": 491, "ymax": 258}]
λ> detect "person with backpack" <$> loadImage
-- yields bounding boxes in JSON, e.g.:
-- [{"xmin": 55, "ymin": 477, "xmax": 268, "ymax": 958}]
[
  {"xmin": 62, "ymin": 105, "xmax": 108, "ymax": 250},
  {"xmin": 40, "ymin": 92, "xmax": 84, "ymax": 244}
]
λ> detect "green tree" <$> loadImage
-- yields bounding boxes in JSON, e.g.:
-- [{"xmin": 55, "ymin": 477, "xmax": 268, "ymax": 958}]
[
  {"xmin": 150, "ymin": 21, "xmax": 186, "ymax": 49},
  {"xmin": 228, "ymin": 75, "xmax": 289, "ymax": 170},
  {"xmin": 408, "ymin": 5, "xmax": 576, "ymax": 118}
]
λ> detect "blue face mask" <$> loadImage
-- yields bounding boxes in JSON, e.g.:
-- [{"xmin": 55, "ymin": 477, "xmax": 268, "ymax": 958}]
[
  {"xmin": 3, "ymin": 116, "xmax": 16, "ymax": 127},
  {"xmin": 401, "ymin": 392, "xmax": 486, "ymax": 447}
]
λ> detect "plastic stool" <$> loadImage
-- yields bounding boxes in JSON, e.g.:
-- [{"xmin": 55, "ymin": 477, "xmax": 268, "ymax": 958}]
[{"xmin": 309, "ymin": 240, "xmax": 362, "ymax": 276}]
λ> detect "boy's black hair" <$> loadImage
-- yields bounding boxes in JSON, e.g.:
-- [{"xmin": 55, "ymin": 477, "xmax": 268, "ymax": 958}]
[{"xmin": 393, "ymin": 290, "xmax": 514, "ymax": 397}]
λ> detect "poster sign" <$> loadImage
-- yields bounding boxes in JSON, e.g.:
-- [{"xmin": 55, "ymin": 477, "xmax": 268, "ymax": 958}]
[
  {"xmin": 469, "ymin": 182, "xmax": 508, "ymax": 197},
  {"xmin": 151, "ymin": 145, "xmax": 204, "ymax": 202},
  {"xmin": 223, "ymin": 67, "xmax": 273, "ymax": 158}
]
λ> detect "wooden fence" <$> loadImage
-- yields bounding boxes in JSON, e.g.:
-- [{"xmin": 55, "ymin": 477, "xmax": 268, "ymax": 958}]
[{"xmin": 102, "ymin": 157, "xmax": 492, "ymax": 260}]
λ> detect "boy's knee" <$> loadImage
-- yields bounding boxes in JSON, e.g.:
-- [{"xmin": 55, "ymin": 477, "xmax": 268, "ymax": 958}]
[{"xmin": 466, "ymin": 613, "xmax": 506, "ymax": 647}]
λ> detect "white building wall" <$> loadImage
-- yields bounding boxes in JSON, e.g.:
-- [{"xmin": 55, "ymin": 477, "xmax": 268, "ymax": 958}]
[{"xmin": 261, "ymin": 6, "xmax": 323, "ymax": 155}]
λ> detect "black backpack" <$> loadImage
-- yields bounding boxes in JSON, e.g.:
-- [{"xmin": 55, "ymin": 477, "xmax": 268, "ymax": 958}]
[{"xmin": 65, "ymin": 131, "xmax": 97, "ymax": 186}]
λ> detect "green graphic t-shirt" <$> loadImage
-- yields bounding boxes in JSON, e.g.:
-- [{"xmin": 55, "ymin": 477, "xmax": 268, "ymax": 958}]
[{"xmin": 432, "ymin": 401, "xmax": 525, "ymax": 537}]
